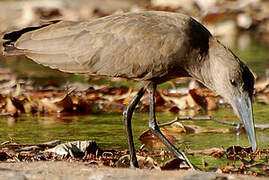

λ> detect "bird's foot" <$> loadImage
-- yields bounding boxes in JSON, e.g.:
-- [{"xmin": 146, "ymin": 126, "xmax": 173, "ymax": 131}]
[{"xmin": 129, "ymin": 161, "xmax": 139, "ymax": 168}]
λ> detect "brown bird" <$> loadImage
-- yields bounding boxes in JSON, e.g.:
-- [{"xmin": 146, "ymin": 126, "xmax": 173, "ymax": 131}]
[{"xmin": 2, "ymin": 11, "xmax": 256, "ymax": 168}]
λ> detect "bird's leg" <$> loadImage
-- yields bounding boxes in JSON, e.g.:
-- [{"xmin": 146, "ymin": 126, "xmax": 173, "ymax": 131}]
[
  {"xmin": 123, "ymin": 87, "xmax": 146, "ymax": 168},
  {"xmin": 147, "ymin": 82, "xmax": 194, "ymax": 169}
]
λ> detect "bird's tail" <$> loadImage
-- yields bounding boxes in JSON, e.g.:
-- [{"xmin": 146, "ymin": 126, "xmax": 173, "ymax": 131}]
[{"xmin": 1, "ymin": 21, "xmax": 60, "ymax": 56}]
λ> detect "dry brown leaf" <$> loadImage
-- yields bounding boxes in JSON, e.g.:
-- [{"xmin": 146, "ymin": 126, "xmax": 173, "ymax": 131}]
[
  {"xmin": 0, "ymin": 151, "xmax": 12, "ymax": 161},
  {"xmin": 155, "ymin": 105, "xmax": 166, "ymax": 112},
  {"xmin": 189, "ymin": 89, "xmax": 207, "ymax": 109},
  {"xmin": 105, "ymin": 88, "xmax": 134, "ymax": 104},
  {"xmin": 189, "ymin": 89, "xmax": 217, "ymax": 111},
  {"xmin": 184, "ymin": 124, "xmax": 231, "ymax": 134},
  {"xmin": 169, "ymin": 106, "xmax": 180, "ymax": 113},
  {"xmin": 87, "ymin": 92, "xmax": 100, "ymax": 101},
  {"xmin": 170, "ymin": 122, "xmax": 186, "ymax": 133},
  {"xmin": 99, "ymin": 86, "xmax": 129, "ymax": 95},
  {"xmin": 30, "ymin": 90, "xmax": 62, "ymax": 99},
  {"xmin": 39, "ymin": 93, "xmax": 73, "ymax": 113},
  {"xmin": 10, "ymin": 97, "xmax": 25, "ymax": 113},
  {"xmin": 139, "ymin": 128, "xmax": 177, "ymax": 149},
  {"xmin": 54, "ymin": 93, "xmax": 73, "ymax": 111},
  {"xmin": 116, "ymin": 155, "xmax": 159, "ymax": 169},
  {"xmin": 187, "ymin": 147, "xmax": 225, "ymax": 156},
  {"xmin": 160, "ymin": 158, "xmax": 182, "ymax": 170},
  {"xmin": 39, "ymin": 98, "xmax": 59, "ymax": 112},
  {"xmin": 155, "ymin": 91, "xmax": 166, "ymax": 105},
  {"xmin": 162, "ymin": 94, "xmax": 198, "ymax": 110},
  {"xmin": 205, "ymin": 97, "xmax": 217, "ymax": 111},
  {"xmin": 73, "ymin": 98, "xmax": 92, "ymax": 112}
]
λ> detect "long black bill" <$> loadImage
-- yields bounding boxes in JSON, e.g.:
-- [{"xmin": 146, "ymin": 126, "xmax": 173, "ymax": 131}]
[{"xmin": 233, "ymin": 93, "xmax": 257, "ymax": 151}]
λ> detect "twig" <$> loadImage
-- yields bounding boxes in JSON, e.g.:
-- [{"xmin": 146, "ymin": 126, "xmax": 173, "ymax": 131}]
[
  {"xmin": 0, "ymin": 113, "xmax": 15, "ymax": 117},
  {"xmin": 159, "ymin": 116, "xmax": 269, "ymax": 130},
  {"xmin": 255, "ymin": 124, "xmax": 269, "ymax": 130}
]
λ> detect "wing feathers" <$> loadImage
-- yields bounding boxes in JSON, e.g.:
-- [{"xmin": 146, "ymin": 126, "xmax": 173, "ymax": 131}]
[
  {"xmin": 5, "ymin": 11, "xmax": 191, "ymax": 80},
  {"xmin": 26, "ymin": 53, "xmax": 90, "ymax": 73}
]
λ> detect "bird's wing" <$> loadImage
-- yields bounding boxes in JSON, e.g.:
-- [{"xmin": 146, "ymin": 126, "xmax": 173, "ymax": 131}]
[{"xmin": 5, "ymin": 12, "xmax": 191, "ymax": 80}]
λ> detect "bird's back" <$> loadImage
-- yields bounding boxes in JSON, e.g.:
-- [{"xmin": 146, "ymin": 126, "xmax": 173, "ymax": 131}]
[{"xmin": 2, "ymin": 11, "xmax": 211, "ymax": 83}]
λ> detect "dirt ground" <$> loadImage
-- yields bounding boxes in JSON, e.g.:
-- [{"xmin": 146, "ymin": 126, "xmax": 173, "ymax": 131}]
[{"xmin": 0, "ymin": 161, "xmax": 267, "ymax": 180}]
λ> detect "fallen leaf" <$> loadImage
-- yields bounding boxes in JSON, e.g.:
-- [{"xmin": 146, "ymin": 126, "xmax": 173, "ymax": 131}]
[
  {"xmin": 46, "ymin": 140, "xmax": 98, "ymax": 158},
  {"xmin": 139, "ymin": 128, "xmax": 177, "ymax": 149},
  {"xmin": 155, "ymin": 90, "xmax": 166, "ymax": 105},
  {"xmin": 187, "ymin": 147, "xmax": 225, "ymax": 156},
  {"xmin": 0, "ymin": 151, "xmax": 12, "ymax": 161},
  {"xmin": 10, "ymin": 97, "xmax": 25, "ymax": 113},
  {"xmin": 116, "ymin": 154, "xmax": 159, "ymax": 169},
  {"xmin": 226, "ymin": 146, "xmax": 253, "ymax": 158},
  {"xmin": 184, "ymin": 124, "xmax": 231, "ymax": 134},
  {"xmin": 74, "ymin": 98, "xmax": 92, "ymax": 113},
  {"xmin": 189, "ymin": 89, "xmax": 217, "ymax": 111},
  {"xmin": 99, "ymin": 86, "xmax": 129, "ymax": 95},
  {"xmin": 161, "ymin": 158, "xmax": 182, "ymax": 170},
  {"xmin": 169, "ymin": 106, "xmax": 180, "ymax": 113},
  {"xmin": 162, "ymin": 94, "xmax": 198, "ymax": 110},
  {"xmin": 39, "ymin": 93, "xmax": 73, "ymax": 113},
  {"xmin": 170, "ymin": 122, "xmax": 186, "ymax": 133},
  {"xmin": 54, "ymin": 93, "xmax": 73, "ymax": 111}
]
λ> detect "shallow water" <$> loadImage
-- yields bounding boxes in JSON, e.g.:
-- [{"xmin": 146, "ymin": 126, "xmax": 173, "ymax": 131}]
[{"xmin": 1, "ymin": 103, "xmax": 268, "ymax": 151}]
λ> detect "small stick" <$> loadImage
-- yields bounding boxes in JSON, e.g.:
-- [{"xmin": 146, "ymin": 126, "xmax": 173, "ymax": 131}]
[
  {"xmin": 0, "ymin": 113, "xmax": 15, "ymax": 117},
  {"xmin": 255, "ymin": 124, "xmax": 269, "ymax": 130},
  {"xmin": 159, "ymin": 116, "xmax": 269, "ymax": 130}
]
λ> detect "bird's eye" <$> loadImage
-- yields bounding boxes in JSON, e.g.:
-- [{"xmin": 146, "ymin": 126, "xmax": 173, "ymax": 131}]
[{"xmin": 230, "ymin": 78, "xmax": 236, "ymax": 86}]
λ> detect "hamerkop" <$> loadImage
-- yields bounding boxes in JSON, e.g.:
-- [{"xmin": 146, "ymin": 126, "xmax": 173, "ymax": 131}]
[{"xmin": 2, "ymin": 11, "xmax": 256, "ymax": 168}]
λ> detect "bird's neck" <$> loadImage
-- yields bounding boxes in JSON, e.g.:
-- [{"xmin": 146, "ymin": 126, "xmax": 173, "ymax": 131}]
[
  {"xmin": 186, "ymin": 38, "xmax": 219, "ymax": 91},
  {"xmin": 188, "ymin": 57, "xmax": 215, "ymax": 90}
]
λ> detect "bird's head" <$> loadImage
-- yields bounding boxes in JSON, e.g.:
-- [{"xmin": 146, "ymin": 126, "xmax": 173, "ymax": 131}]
[{"xmin": 204, "ymin": 39, "xmax": 256, "ymax": 151}]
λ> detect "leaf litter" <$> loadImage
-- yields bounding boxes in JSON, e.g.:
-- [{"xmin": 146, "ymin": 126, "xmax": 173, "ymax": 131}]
[
  {"xmin": 0, "ymin": 66, "xmax": 268, "ymax": 117},
  {"xmin": 0, "ymin": 139, "xmax": 268, "ymax": 176}
]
